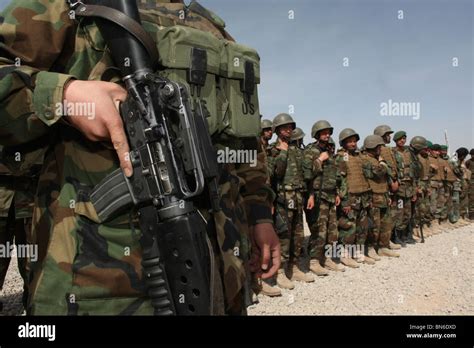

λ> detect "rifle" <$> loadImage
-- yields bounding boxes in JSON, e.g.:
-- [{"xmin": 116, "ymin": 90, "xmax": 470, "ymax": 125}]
[{"xmin": 72, "ymin": 0, "xmax": 220, "ymax": 315}]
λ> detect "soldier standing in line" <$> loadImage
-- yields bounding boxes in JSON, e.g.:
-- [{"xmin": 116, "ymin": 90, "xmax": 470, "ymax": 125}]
[
  {"xmin": 336, "ymin": 128, "xmax": 375, "ymax": 267},
  {"xmin": 361, "ymin": 135, "xmax": 399, "ymax": 258},
  {"xmin": 303, "ymin": 121, "xmax": 345, "ymax": 276},
  {"xmin": 466, "ymin": 149, "xmax": 474, "ymax": 220},
  {"xmin": 456, "ymin": 148, "xmax": 471, "ymax": 223},
  {"xmin": 260, "ymin": 119, "xmax": 273, "ymax": 157},
  {"xmin": 268, "ymin": 114, "xmax": 314, "ymax": 290},
  {"xmin": 373, "ymin": 125, "xmax": 402, "ymax": 250}
]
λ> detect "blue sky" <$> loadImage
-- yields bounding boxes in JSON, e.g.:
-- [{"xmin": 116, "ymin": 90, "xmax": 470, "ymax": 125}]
[{"xmin": 1, "ymin": 0, "xmax": 472, "ymax": 152}]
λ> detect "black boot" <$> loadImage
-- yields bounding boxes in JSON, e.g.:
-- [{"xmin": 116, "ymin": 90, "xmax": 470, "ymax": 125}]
[
  {"xmin": 405, "ymin": 227, "xmax": 416, "ymax": 244},
  {"xmin": 393, "ymin": 230, "xmax": 406, "ymax": 247}
]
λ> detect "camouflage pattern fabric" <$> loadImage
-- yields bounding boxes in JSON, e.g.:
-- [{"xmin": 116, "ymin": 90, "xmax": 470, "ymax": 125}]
[
  {"xmin": 0, "ymin": 0, "xmax": 273, "ymax": 315},
  {"xmin": 468, "ymin": 158, "xmax": 474, "ymax": 219}
]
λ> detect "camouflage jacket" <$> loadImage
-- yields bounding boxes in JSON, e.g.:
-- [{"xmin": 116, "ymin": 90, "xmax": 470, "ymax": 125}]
[
  {"xmin": 393, "ymin": 146, "xmax": 421, "ymax": 198},
  {"xmin": 302, "ymin": 141, "xmax": 339, "ymax": 203},
  {"xmin": 0, "ymin": 0, "xmax": 272, "ymax": 315},
  {"xmin": 362, "ymin": 153, "xmax": 391, "ymax": 207},
  {"xmin": 268, "ymin": 141, "xmax": 305, "ymax": 190}
]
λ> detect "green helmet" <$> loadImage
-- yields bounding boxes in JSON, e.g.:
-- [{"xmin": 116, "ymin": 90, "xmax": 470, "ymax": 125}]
[
  {"xmin": 261, "ymin": 119, "xmax": 272, "ymax": 130},
  {"xmin": 409, "ymin": 136, "xmax": 427, "ymax": 151},
  {"xmin": 364, "ymin": 135, "xmax": 385, "ymax": 150},
  {"xmin": 311, "ymin": 120, "xmax": 333, "ymax": 138},
  {"xmin": 432, "ymin": 144, "xmax": 441, "ymax": 151},
  {"xmin": 373, "ymin": 125, "xmax": 394, "ymax": 137},
  {"xmin": 393, "ymin": 131, "xmax": 407, "ymax": 142},
  {"xmin": 291, "ymin": 127, "xmax": 305, "ymax": 141},
  {"xmin": 272, "ymin": 113, "xmax": 296, "ymax": 132},
  {"xmin": 426, "ymin": 140, "xmax": 433, "ymax": 149},
  {"xmin": 338, "ymin": 128, "xmax": 360, "ymax": 146},
  {"xmin": 440, "ymin": 145, "xmax": 448, "ymax": 151}
]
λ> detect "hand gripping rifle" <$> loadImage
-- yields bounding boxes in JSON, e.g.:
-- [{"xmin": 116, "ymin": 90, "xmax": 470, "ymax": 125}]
[{"xmin": 71, "ymin": 0, "xmax": 220, "ymax": 315}]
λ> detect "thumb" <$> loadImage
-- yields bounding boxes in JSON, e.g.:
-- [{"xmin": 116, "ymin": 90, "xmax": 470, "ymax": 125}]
[{"xmin": 261, "ymin": 243, "xmax": 270, "ymax": 271}]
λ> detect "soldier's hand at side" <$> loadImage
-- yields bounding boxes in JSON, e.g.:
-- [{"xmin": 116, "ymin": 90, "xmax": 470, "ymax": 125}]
[
  {"xmin": 249, "ymin": 223, "xmax": 281, "ymax": 279},
  {"xmin": 63, "ymin": 80, "xmax": 132, "ymax": 177},
  {"xmin": 306, "ymin": 195, "xmax": 315, "ymax": 209},
  {"xmin": 342, "ymin": 206, "xmax": 351, "ymax": 215},
  {"xmin": 318, "ymin": 151, "xmax": 330, "ymax": 162},
  {"xmin": 335, "ymin": 195, "xmax": 341, "ymax": 206},
  {"xmin": 390, "ymin": 181, "xmax": 399, "ymax": 192}
]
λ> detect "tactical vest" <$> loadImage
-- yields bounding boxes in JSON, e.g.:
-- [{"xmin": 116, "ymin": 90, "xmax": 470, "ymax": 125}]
[
  {"xmin": 365, "ymin": 155, "xmax": 388, "ymax": 194},
  {"xmin": 417, "ymin": 154, "xmax": 430, "ymax": 181},
  {"xmin": 428, "ymin": 155, "xmax": 442, "ymax": 181},
  {"xmin": 437, "ymin": 157, "xmax": 447, "ymax": 181},
  {"xmin": 79, "ymin": 1, "xmax": 261, "ymax": 141},
  {"xmin": 380, "ymin": 146, "xmax": 398, "ymax": 178},
  {"xmin": 311, "ymin": 144, "xmax": 337, "ymax": 192},
  {"xmin": 445, "ymin": 162, "xmax": 457, "ymax": 182},
  {"xmin": 345, "ymin": 151, "xmax": 370, "ymax": 194}
]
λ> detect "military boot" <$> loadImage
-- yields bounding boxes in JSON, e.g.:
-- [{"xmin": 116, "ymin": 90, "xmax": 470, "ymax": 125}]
[
  {"xmin": 355, "ymin": 249, "xmax": 375, "ymax": 265},
  {"xmin": 324, "ymin": 258, "xmax": 346, "ymax": 272},
  {"xmin": 367, "ymin": 247, "xmax": 381, "ymax": 261},
  {"xmin": 430, "ymin": 220, "xmax": 441, "ymax": 235},
  {"xmin": 405, "ymin": 228, "xmax": 416, "ymax": 244},
  {"xmin": 259, "ymin": 280, "xmax": 282, "ymax": 297},
  {"xmin": 290, "ymin": 264, "xmax": 315, "ymax": 282},
  {"xmin": 340, "ymin": 250, "xmax": 360, "ymax": 268},
  {"xmin": 389, "ymin": 240, "xmax": 401, "ymax": 250},
  {"xmin": 393, "ymin": 230, "xmax": 406, "ymax": 247},
  {"xmin": 276, "ymin": 268, "xmax": 295, "ymax": 290},
  {"xmin": 377, "ymin": 247, "xmax": 400, "ymax": 258},
  {"xmin": 412, "ymin": 227, "xmax": 421, "ymax": 242},
  {"xmin": 309, "ymin": 260, "xmax": 329, "ymax": 276}
]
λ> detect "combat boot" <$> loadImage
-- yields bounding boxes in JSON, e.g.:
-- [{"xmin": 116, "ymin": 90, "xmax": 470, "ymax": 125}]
[
  {"xmin": 324, "ymin": 258, "xmax": 345, "ymax": 272},
  {"xmin": 259, "ymin": 280, "xmax": 282, "ymax": 297},
  {"xmin": 393, "ymin": 230, "xmax": 406, "ymax": 247},
  {"xmin": 276, "ymin": 269, "xmax": 295, "ymax": 290},
  {"xmin": 430, "ymin": 220, "xmax": 441, "ymax": 235},
  {"xmin": 340, "ymin": 249, "xmax": 360, "ymax": 268},
  {"xmin": 405, "ymin": 228, "xmax": 416, "ymax": 244},
  {"xmin": 355, "ymin": 249, "xmax": 375, "ymax": 265},
  {"xmin": 389, "ymin": 240, "xmax": 401, "ymax": 250},
  {"xmin": 290, "ymin": 264, "xmax": 315, "ymax": 282},
  {"xmin": 367, "ymin": 247, "xmax": 381, "ymax": 261},
  {"xmin": 309, "ymin": 260, "xmax": 329, "ymax": 276},
  {"xmin": 377, "ymin": 247, "xmax": 400, "ymax": 258}
]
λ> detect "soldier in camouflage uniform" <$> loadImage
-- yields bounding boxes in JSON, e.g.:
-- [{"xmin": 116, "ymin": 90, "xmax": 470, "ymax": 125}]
[
  {"xmin": 268, "ymin": 113, "xmax": 314, "ymax": 289},
  {"xmin": 414, "ymin": 139, "xmax": 433, "ymax": 238},
  {"xmin": 336, "ymin": 128, "xmax": 375, "ymax": 267},
  {"xmin": 373, "ymin": 125, "xmax": 401, "ymax": 250},
  {"xmin": 0, "ymin": 0, "xmax": 280, "ymax": 315},
  {"xmin": 427, "ymin": 144, "xmax": 444, "ymax": 233},
  {"xmin": 303, "ymin": 120, "xmax": 345, "ymax": 276},
  {"xmin": 443, "ymin": 147, "xmax": 463, "ymax": 225},
  {"xmin": 392, "ymin": 131, "xmax": 420, "ymax": 246},
  {"xmin": 260, "ymin": 119, "xmax": 273, "ymax": 157},
  {"xmin": 291, "ymin": 127, "xmax": 305, "ymax": 150},
  {"xmin": 361, "ymin": 135, "xmax": 399, "ymax": 258},
  {"xmin": 456, "ymin": 148, "xmax": 471, "ymax": 222},
  {"xmin": 467, "ymin": 149, "xmax": 474, "ymax": 220}
]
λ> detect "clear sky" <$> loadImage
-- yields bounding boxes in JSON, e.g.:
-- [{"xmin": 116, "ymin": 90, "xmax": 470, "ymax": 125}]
[{"xmin": 1, "ymin": 0, "xmax": 472, "ymax": 153}]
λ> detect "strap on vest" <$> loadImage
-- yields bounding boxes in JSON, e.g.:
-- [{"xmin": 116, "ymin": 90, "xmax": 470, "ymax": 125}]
[{"xmin": 70, "ymin": 2, "xmax": 159, "ymax": 65}]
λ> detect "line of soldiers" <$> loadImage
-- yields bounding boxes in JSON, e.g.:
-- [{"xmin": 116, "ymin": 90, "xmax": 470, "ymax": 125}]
[{"xmin": 257, "ymin": 114, "xmax": 474, "ymax": 297}]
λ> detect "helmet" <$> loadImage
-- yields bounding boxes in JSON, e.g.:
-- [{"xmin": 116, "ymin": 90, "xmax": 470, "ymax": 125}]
[
  {"xmin": 426, "ymin": 140, "xmax": 433, "ymax": 149},
  {"xmin": 311, "ymin": 120, "xmax": 333, "ymax": 138},
  {"xmin": 373, "ymin": 125, "xmax": 393, "ymax": 137},
  {"xmin": 470, "ymin": 149, "xmax": 474, "ymax": 156},
  {"xmin": 328, "ymin": 137, "xmax": 336, "ymax": 146},
  {"xmin": 261, "ymin": 119, "xmax": 272, "ymax": 130},
  {"xmin": 432, "ymin": 144, "xmax": 441, "ymax": 151},
  {"xmin": 409, "ymin": 136, "xmax": 427, "ymax": 151},
  {"xmin": 272, "ymin": 113, "xmax": 296, "ymax": 132},
  {"xmin": 291, "ymin": 127, "xmax": 305, "ymax": 141},
  {"xmin": 363, "ymin": 135, "xmax": 385, "ymax": 150},
  {"xmin": 393, "ymin": 131, "xmax": 407, "ymax": 142},
  {"xmin": 338, "ymin": 128, "xmax": 360, "ymax": 146},
  {"xmin": 440, "ymin": 145, "xmax": 448, "ymax": 151}
]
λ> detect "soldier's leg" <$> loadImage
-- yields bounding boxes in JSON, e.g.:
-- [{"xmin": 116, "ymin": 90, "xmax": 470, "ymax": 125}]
[
  {"xmin": 392, "ymin": 195, "xmax": 406, "ymax": 246},
  {"xmin": 470, "ymin": 179, "xmax": 474, "ymax": 219},
  {"xmin": 0, "ymin": 204, "xmax": 15, "ymax": 291},
  {"xmin": 308, "ymin": 200, "xmax": 330, "ymax": 276},
  {"xmin": 323, "ymin": 203, "xmax": 344, "ymax": 271},
  {"xmin": 338, "ymin": 212, "xmax": 359, "ymax": 268},
  {"xmin": 377, "ymin": 207, "xmax": 399, "ymax": 257},
  {"xmin": 449, "ymin": 189, "xmax": 460, "ymax": 224},
  {"xmin": 354, "ymin": 207, "xmax": 372, "ymax": 264},
  {"xmin": 366, "ymin": 206, "xmax": 382, "ymax": 261},
  {"xmin": 403, "ymin": 197, "xmax": 415, "ymax": 243},
  {"xmin": 276, "ymin": 203, "xmax": 291, "ymax": 265}
]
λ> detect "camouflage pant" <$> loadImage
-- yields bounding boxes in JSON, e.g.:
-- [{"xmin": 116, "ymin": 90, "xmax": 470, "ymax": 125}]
[
  {"xmin": 276, "ymin": 192, "xmax": 304, "ymax": 264},
  {"xmin": 417, "ymin": 187, "xmax": 431, "ymax": 226},
  {"xmin": 368, "ymin": 206, "xmax": 392, "ymax": 249},
  {"xmin": 306, "ymin": 199, "xmax": 337, "ymax": 261},
  {"xmin": 441, "ymin": 183, "xmax": 453, "ymax": 221},
  {"xmin": 460, "ymin": 186, "xmax": 469, "ymax": 218},
  {"xmin": 470, "ymin": 178, "xmax": 474, "ymax": 219},
  {"xmin": 448, "ymin": 188, "xmax": 461, "ymax": 223},
  {"xmin": 338, "ymin": 193, "xmax": 370, "ymax": 247},
  {"xmin": 392, "ymin": 195, "xmax": 412, "ymax": 232},
  {"xmin": 429, "ymin": 182, "xmax": 443, "ymax": 220}
]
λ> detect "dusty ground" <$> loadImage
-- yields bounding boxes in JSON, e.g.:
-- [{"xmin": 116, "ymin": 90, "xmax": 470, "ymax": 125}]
[{"xmin": 1, "ymin": 220, "xmax": 472, "ymax": 316}]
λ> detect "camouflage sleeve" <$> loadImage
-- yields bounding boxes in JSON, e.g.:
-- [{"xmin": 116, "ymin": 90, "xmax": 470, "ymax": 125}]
[
  {"xmin": 237, "ymin": 138, "xmax": 274, "ymax": 226},
  {"xmin": 0, "ymin": 0, "xmax": 76, "ymax": 146},
  {"xmin": 336, "ymin": 154, "xmax": 348, "ymax": 206},
  {"xmin": 272, "ymin": 148, "xmax": 288, "ymax": 180}
]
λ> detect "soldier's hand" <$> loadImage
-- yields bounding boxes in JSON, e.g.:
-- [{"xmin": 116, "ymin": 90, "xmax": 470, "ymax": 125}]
[
  {"xmin": 63, "ymin": 80, "xmax": 132, "ymax": 177},
  {"xmin": 411, "ymin": 195, "xmax": 417, "ymax": 202},
  {"xmin": 276, "ymin": 139, "xmax": 289, "ymax": 151},
  {"xmin": 335, "ymin": 195, "xmax": 341, "ymax": 206},
  {"xmin": 342, "ymin": 206, "xmax": 351, "ymax": 215},
  {"xmin": 249, "ymin": 223, "xmax": 281, "ymax": 279},
  {"xmin": 318, "ymin": 151, "xmax": 330, "ymax": 162},
  {"xmin": 306, "ymin": 195, "xmax": 315, "ymax": 209},
  {"xmin": 390, "ymin": 181, "xmax": 399, "ymax": 192}
]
